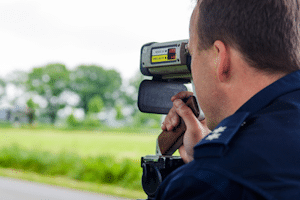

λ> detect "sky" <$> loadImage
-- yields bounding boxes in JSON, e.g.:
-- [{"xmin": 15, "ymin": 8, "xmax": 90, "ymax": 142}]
[{"xmin": 0, "ymin": 0, "xmax": 196, "ymax": 81}]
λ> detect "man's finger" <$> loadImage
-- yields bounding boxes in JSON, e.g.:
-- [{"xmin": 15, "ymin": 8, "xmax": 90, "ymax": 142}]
[
  {"xmin": 173, "ymin": 99, "xmax": 200, "ymax": 133},
  {"xmin": 161, "ymin": 107, "xmax": 180, "ymax": 131},
  {"xmin": 171, "ymin": 91, "xmax": 194, "ymax": 102},
  {"xmin": 161, "ymin": 122, "xmax": 167, "ymax": 131}
]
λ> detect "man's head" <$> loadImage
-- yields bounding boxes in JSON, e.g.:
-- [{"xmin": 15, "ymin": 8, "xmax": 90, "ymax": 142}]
[
  {"xmin": 196, "ymin": 0, "xmax": 300, "ymax": 74},
  {"xmin": 189, "ymin": 0, "xmax": 300, "ymax": 129}
]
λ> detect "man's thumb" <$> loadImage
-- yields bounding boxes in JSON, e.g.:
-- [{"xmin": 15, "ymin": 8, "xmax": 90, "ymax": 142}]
[{"xmin": 173, "ymin": 99, "xmax": 198, "ymax": 128}]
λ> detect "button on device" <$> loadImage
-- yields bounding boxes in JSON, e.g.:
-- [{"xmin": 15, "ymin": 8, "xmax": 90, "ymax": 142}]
[{"xmin": 168, "ymin": 48, "xmax": 176, "ymax": 60}]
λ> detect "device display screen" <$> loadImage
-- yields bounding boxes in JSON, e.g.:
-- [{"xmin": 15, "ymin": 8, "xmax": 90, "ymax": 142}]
[{"xmin": 151, "ymin": 46, "xmax": 177, "ymax": 64}]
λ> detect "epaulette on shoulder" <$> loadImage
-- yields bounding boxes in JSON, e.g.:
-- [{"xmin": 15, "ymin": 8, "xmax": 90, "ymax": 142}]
[{"xmin": 194, "ymin": 112, "xmax": 250, "ymax": 158}]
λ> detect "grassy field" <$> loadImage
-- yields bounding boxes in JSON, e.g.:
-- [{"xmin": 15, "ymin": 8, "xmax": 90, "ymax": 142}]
[
  {"xmin": 0, "ymin": 128, "xmax": 158, "ymax": 161},
  {"xmin": 0, "ymin": 127, "xmax": 162, "ymax": 199}
]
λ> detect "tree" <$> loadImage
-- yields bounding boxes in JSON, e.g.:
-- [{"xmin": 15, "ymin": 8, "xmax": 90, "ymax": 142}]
[
  {"xmin": 66, "ymin": 113, "xmax": 79, "ymax": 128},
  {"xmin": 3, "ymin": 71, "xmax": 26, "ymax": 109},
  {"xmin": 121, "ymin": 71, "xmax": 144, "ymax": 108},
  {"xmin": 26, "ymin": 98, "xmax": 37, "ymax": 124},
  {"xmin": 132, "ymin": 112, "xmax": 162, "ymax": 129},
  {"xmin": 115, "ymin": 104, "xmax": 124, "ymax": 120},
  {"xmin": 80, "ymin": 95, "xmax": 105, "ymax": 128},
  {"xmin": 26, "ymin": 63, "xmax": 70, "ymax": 124},
  {"xmin": 119, "ymin": 71, "xmax": 162, "ymax": 127},
  {"xmin": 87, "ymin": 95, "xmax": 104, "ymax": 114},
  {"xmin": 69, "ymin": 65, "xmax": 122, "ymax": 113},
  {"xmin": 0, "ymin": 77, "xmax": 6, "ymax": 100}
]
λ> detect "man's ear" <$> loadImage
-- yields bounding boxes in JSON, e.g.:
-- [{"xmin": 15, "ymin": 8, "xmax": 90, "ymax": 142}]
[{"xmin": 213, "ymin": 40, "xmax": 231, "ymax": 83}]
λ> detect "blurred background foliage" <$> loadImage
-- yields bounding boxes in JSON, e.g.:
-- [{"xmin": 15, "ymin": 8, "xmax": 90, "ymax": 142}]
[
  {"xmin": 0, "ymin": 63, "xmax": 162, "ymax": 130},
  {"xmin": 0, "ymin": 64, "xmax": 163, "ymax": 198}
]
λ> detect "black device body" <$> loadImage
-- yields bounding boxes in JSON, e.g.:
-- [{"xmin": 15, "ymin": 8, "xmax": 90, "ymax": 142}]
[
  {"xmin": 140, "ymin": 156, "xmax": 185, "ymax": 200},
  {"xmin": 138, "ymin": 40, "xmax": 192, "ymax": 200}
]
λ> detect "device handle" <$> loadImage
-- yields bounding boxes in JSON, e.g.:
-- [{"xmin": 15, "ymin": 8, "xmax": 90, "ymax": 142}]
[{"xmin": 157, "ymin": 96, "xmax": 200, "ymax": 156}]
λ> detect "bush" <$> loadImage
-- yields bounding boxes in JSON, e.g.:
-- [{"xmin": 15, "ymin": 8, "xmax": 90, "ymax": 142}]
[
  {"xmin": 88, "ymin": 95, "xmax": 104, "ymax": 114},
  {"xmin": 0, "ymin": 145, "xmax": 142, "ymax": 190},
  {"xmin": 81, "ymin": 114, "xmax": 101, "ymax": 129},
  {"xmin": 66, "ymin": 114, "xmax": 80, "ymax": 128},
  {"xmin": 0, "ymin": 121, "xmax": 12, "ymax": 128},
  {"xmin": 132, "ymin": 112, "xmax": 162, "ymax": 129}
]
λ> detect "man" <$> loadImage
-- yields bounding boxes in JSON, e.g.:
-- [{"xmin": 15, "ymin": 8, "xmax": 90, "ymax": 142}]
[{"xmin": 156, "ymin": 0, "xmax": 300, "ymax": 199}]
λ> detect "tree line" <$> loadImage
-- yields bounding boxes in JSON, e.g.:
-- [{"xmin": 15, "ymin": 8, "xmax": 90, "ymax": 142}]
[{"xmin": 0, "ymin": 63, "xmax": 161, "ymax": 129}]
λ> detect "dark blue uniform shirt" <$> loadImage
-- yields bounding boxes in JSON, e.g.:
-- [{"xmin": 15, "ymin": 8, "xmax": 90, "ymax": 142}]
[{"xmin": 155, "ymin": 70, "xmax": 300, "ymax": 200}]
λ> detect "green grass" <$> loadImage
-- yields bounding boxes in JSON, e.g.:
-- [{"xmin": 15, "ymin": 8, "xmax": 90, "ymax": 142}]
[
  {"xmin": 0, "ymin": 127, "xmax": 162, "ymax": 199},
  {"xmin": 0, "ymin": 128, "xmax": 158, "ymax": 161},
  {"xmin": 0, "ymin": 145, "xmax": 144, "ymax": 198}
]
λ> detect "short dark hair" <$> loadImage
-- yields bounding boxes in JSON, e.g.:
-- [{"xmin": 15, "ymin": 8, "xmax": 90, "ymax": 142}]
[{"xmin": 197, "ymin": 0, "xmax": 300, "ymax": 74}]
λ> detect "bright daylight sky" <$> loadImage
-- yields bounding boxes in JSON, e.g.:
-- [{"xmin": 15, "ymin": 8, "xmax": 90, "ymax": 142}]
[{"xmin": 0, "ymin": 0, "xmax": 196, "ymax": 81}]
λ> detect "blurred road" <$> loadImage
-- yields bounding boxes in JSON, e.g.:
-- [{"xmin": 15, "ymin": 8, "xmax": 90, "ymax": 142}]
[{"xmin": 0, "ymin": 177, "xmax": 130, "ymax": 200}]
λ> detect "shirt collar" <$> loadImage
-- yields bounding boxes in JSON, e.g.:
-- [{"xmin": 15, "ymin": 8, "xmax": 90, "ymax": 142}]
[
  {"xmin": 194, "ymin": 70, "xmax": 300, "ymax": 158},
  {"xmin": 236, "ymin": 70, "xmax": 300, "ymax": 115}
]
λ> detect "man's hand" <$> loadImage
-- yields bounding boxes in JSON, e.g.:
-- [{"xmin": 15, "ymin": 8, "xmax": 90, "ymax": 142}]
[{"xmin": 161, "ymin": 91, "xmax": 211, "ymax": 163}]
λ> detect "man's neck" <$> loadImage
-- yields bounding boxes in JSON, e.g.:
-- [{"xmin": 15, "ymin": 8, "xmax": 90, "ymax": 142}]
[{"xmin": 227, "ymin": 68, "xmax": 287, "ymax": 117}]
